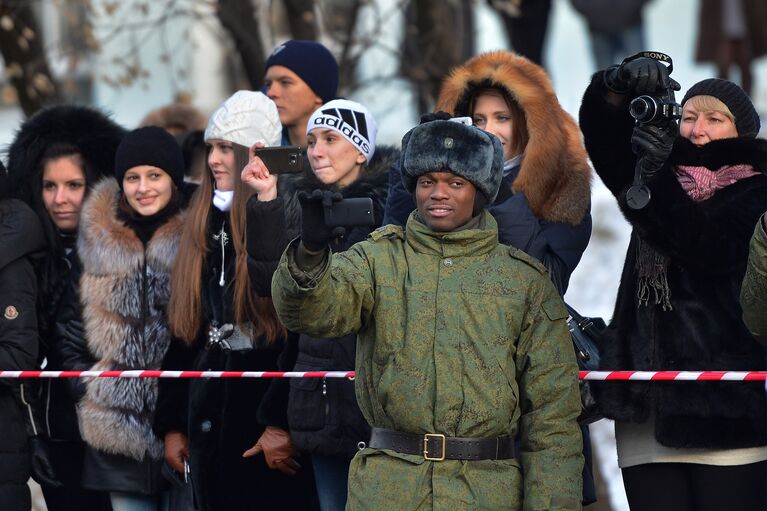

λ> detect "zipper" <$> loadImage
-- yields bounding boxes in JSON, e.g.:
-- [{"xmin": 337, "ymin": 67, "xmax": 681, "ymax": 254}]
[
  {"xmin": 322, "ymin": 377, "xmax": 329, "ymax": 418},
  {"xmin": 142, "ymin": 255, "xmax": 148, "ymax": 344}
]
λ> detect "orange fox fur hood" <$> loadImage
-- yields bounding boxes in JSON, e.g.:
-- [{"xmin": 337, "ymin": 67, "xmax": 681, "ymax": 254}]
[{"xmin": 435, "ymin": 51, "xmax": 591, "ymax": 225}]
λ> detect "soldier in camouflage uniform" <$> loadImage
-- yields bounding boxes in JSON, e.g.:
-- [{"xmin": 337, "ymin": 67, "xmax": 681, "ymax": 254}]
[
  {"xmin": 742, "ymin": 213, "xmax": 767, "ymax": 344},
  {"xmin": 271, "ymin": 116, "xmax": 583, "ymax": 510}
]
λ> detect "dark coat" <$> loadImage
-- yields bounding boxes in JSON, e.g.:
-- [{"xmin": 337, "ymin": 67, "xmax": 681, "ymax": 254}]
[
  {"xmin": 155, "ymin": 198, "xmax": 318, "ymax": 511},
  {"xmin": 272, "ymin": 146, "xmax": 395, "ymax": 458},
  {"xmin": 73, "ymin": 178, "xmax": 183, "ymax": 494},
  {"xmin": 5, "ymin": 106, "xmax": 125, "ymax": 494},
  {"xmin": 580, "ymin": 71, "xmax": 767, "ymax": 449},
  {"xmin": 0, "ymin": 199, "xmax": 45, "ymax": 511}
]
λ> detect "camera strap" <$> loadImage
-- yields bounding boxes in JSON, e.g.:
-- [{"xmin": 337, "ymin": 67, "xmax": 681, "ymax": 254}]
[{"xmin": 620, "ymin": 51, "xmax": 674, "ymax": 74}]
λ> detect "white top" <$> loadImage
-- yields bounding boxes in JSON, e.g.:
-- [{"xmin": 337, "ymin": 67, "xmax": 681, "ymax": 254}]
[{"xmin": 615, "ymin": 419, "xmax": 767, "ymax": 468}]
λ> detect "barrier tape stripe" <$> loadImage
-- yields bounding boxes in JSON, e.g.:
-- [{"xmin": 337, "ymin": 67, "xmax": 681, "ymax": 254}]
[{"xmin": 2, "ymin": 370, "xmax": 767, "ymax": 381}]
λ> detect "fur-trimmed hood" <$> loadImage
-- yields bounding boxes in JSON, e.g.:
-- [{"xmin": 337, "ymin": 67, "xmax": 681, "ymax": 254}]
[
  {"xmin": 77, "ymin": 177, "xmax": 184, "ymax": 461},
  {"xmin": 279, "ymin": 144, "xmax": 398, "ymax": 239},
  {"xmin": 6, "ymin": 105, "xmax": 126, "ymax": 204},
  {"xmin": 435, "ymin": 51, "xmax": 591, "ymax": 225}
]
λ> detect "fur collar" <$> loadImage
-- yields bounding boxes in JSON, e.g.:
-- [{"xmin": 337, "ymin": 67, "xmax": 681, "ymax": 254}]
[
  {"xmin": 670, "ymin": 136, "xmax": 767, "ymax": 171},
  {"xmin": 435, "ymin": 51, "xmax": 591, "ymax": 224},
  {"xmin": 78, "ymin": 177, "xmax": 185, "ymax": 275}
]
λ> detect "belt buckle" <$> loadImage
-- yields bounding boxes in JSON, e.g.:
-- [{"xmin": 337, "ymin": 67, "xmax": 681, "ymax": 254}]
[{"xmin": 423, "ymin": 433, "xmax": 446, "ymax": 461}]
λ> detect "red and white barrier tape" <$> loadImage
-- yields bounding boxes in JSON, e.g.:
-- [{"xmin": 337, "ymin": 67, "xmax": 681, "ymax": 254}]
[
  {"xmin": 1, "ymin": 370, "xmax": 767, "ymax": 381},
  {"xmin": 0, "ymin": 370, "xmax": 355, "ymax": 379}
]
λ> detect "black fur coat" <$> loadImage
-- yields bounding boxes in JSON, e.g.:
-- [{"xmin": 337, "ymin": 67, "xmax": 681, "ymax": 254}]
[{"xmin": 580, "ymin": 72, "xmax": 767, "ymax": 449}]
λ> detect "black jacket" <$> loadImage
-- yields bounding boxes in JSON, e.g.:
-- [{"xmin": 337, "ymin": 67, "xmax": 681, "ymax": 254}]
[
  {"xmin": 155, "ymin": 198, "xmax": 318, "ymax": 511},
  {"xmin": 580, "ymin": 71, "xmax": 767, "ymax": 449},
  {"xmin": 272, "ymin": 147, "xmax": 395, "ymax": 457},
  {"xmin": 0, "ymin": 199, "xmax": 45, "ymax": 510}
]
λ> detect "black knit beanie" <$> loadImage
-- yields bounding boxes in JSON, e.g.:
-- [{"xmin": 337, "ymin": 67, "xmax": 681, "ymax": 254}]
[
  {"xmin": 681, "ymin": 79, "xmax": 760, "ymax": 138},
  {"xmin": 114, "ymin": 126, "xmax": 185, "ymax": 189},
  {"xmin": 264, "ymin": 40, "xmax": 339, "ymax": 103}
]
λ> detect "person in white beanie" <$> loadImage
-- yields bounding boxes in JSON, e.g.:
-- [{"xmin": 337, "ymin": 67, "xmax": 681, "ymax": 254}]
[
  {"xmin": 242, "ymin": 98, "xmax": 400, "ymax": 511},
  {"xmin": 155, "ymin": 90, "xmax": 320, "ymax": 511}
]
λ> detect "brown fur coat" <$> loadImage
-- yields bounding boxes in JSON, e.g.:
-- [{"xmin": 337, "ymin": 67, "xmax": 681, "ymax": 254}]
[
  {"xmin": 76, "ymin": 178, "xmax": 184, "ymax": 461},
  {"xmin": 435, "ymin": 50, "xmax": 591, "ymax": 225}
]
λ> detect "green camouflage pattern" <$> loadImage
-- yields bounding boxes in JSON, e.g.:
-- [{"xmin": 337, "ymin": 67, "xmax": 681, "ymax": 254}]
[
  {"xmin": 272, "ymin": 211, "xmax": 583, "ymax": 510},
  {"xmin": 741, "ymin": 218, "xmax": 767, "ymax": 344}
]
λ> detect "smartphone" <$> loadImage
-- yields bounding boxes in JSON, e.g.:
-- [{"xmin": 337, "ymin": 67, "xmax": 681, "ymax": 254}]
[
  {"xmin": 323, "ymin": 198, "xmax": 375, "ymax": 227},
  {"xmin": 254, "ymin": 146, "xmax": 304, "ymax": 174}
]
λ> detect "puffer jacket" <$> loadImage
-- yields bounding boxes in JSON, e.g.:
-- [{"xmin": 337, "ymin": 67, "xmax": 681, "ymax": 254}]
[
  {"xmin": 0, "ymin": 199, "xmax": 45, "ymax": 510},
  {"xmin": 272, "ymin": 211, "xmax": 583, "ymax": 511},
  {"xmin": 74, "ymin": 177, "xmax": 184, "ymax": 493}
]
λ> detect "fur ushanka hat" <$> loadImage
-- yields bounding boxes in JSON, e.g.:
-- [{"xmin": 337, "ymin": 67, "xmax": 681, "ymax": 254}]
[{"xmin": 400, "ymin": 118, "xmax": 504, "ymax": 202}]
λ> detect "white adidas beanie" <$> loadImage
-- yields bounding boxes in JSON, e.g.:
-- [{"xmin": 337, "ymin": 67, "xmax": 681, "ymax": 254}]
[
  {"xmin": 306, "ymin": 99, "xmax": 378, "ymax": 162},
  {"xmin": 204, "ymin": 91, "xmax": 281, "ymax": 147}
]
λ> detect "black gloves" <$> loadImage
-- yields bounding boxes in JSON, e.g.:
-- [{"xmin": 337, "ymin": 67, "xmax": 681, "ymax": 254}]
[
  {"xmin": 30, "ymin": 436, "xmax": 62, "ymax": 488},
  {"xmin": 298, "ymin": 190, "xmax": 345, "ymax": 251},
  {"xmin": 604, "ymin": 57, "xmax": 681, "ymax": 95},
  {"xmin": 631, "ymin": 123, "xmax": 677, "ymax": 179}
]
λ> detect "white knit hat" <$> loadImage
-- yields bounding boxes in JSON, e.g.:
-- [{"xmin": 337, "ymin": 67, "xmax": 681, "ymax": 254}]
[
  {"xmin": 204, "ymin": 91, "xmax": 281, "ymax": 147},
  {"xmin": 306, "ymin": 99, "xmax": 377, "ymax": 162}
]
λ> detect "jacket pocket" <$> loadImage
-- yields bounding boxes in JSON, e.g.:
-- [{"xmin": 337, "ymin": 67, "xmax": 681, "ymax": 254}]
[{"xmin": 288, "ymin": 355, "xmax": 332, "ymax": 432}]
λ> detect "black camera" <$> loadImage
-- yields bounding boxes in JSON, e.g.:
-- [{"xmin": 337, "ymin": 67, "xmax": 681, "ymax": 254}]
[{"xmin": 629, "ymin": 90, "xmax": 681, "ymax": 126}]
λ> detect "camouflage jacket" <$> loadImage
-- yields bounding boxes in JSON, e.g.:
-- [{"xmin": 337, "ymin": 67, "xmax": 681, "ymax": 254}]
[
  {"xmin": 742, "ymin": 217, "xmax": 767, "ymax": 344},
  {"xmin": 272, "ymin": 211, "xmax": 583, "ymax": 510}
]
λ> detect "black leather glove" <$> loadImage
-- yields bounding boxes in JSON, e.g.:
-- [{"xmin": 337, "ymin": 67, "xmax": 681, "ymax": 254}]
[
  {"xmin": 298, "ymin": 190, "xmax": 345, "ymax": 251},
  {"xmin": 604, "ymin": 57, "xmax": 681, "ymax": 95},
  {"xmin": 631, "ymin": 123, "xmax": 677, "ymax": 179},
  {"xmin": 30, "ymin": 436, "xmax": 63, "ymax": 488}
]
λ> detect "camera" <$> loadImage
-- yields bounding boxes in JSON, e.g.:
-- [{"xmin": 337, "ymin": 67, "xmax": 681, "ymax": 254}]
[{"xmin": 629, "ymin": 90, "xmax": 681, "ymax": 127}]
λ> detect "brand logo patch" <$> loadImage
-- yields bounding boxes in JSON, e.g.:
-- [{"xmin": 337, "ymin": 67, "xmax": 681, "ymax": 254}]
[
  {"xmin": 4, "ymin": 306, "xmax": 19, "ymax": 320},
  {"xmin": 312, "ymin": 107, "xmax": 370, "ymax": 153}
]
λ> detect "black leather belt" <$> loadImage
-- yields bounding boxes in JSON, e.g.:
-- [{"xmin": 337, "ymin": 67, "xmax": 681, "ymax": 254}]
[{"xmin": 368, "ymin": 427, "xmax": 516, "ymax": 461}]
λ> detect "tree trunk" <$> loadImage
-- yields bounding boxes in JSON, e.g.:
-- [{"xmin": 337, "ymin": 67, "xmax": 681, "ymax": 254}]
[
  {"xmin": 320, "ymin": 0, "xmax": 362, "ymax": 92},
  {"xmin": 216, "ymin": 0, "xmax": 266, "ymax": 90},
  {"xmin": 283, "ymin": 0, "xmax": 318, "ymax": 40},
  {"xmin": 0, "ymin": 1, "xmax": 60, "ymax": 117},
  {"xmin": 400, "ymin": 0, "xmax": 474, "ymax": 115}
]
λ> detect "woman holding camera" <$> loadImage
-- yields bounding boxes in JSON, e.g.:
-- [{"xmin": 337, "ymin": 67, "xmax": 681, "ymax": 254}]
[
  {"xmin": 244, "ymin": 98, "xmax": 397, "ymax": 511},
  {"xmin": 156, "ymin": 91, "xmax": 318, "ymax": 510},
  {"xmin": 580, "ymin": 58, "xmax": 767, "ymax": 510}
]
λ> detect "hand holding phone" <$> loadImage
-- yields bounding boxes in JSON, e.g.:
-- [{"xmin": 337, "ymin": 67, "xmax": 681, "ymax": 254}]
[
  {"xmin": 242, "ymin": 142, "xmax": 278, "ymax": 201},
  {"xmin": 253, "ymin": 146, "xmax": 304, "ymax": 174}
]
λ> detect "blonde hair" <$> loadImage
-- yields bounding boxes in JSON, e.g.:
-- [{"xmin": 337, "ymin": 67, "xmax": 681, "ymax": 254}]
[
  {"xmin": 167, "ymin": 143, "xmax": 285, "ymax": 344},
  {"xmin": 684, "ymin": 95, "xmax": 736, "ymax": 124}
]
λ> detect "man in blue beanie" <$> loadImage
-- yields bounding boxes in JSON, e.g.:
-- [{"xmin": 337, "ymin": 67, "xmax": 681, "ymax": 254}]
[{"xmin": 264, "ymin": 40, "xmax": 339, "ymax": 147}]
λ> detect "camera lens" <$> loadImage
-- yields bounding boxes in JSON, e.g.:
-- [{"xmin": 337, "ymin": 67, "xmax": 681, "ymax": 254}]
[
  {"xmin": 629, "ymin": 96, "xmax": 658, "ymax": 123},
  {"xmin": 289, "ymin": 155, "xmax": 297, "ymax": 164}
]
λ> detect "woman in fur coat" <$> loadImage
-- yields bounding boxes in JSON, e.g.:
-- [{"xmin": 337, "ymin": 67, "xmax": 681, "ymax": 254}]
[
  {"xmin": 75, "ymin": 126, "xmax": 188, "ymax": 510},
  {"xmin": 6, "ymin": 105, "xmax": 124, "ymax": 511},
  {"xmin": 381, "ymin": 50, "xmax": 595, "ymax": 503},
  {"xmin": 244, "ymin": 98, "xmax": 395, "ymax": 511},
  {"xmin": 581, "ymin": 58, "xmax": 767, "ymax": 510},
  {"xmin": 156, "ymin": 91, "xmax": 318, "ymax": 511}
]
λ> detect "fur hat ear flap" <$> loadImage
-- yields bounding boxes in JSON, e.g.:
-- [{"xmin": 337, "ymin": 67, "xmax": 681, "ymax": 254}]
[{"xmin": 400, "ymin": 119, "xmax": 504, "ymax": 203}]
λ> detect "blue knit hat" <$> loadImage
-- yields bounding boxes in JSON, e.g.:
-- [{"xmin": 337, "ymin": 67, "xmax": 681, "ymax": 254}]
[{"xmin": 265, "ymin": 40, "xmax": 339, "ymax": 103}]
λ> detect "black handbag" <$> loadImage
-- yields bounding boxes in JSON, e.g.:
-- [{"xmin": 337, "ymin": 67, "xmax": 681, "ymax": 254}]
[{"xmin": 565, "ymin": 303, "xmax": 605, "ymax": 424}]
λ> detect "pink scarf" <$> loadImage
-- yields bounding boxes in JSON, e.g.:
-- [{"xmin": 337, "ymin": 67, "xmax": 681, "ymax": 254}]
[{"xmin": 675, "ymin": 164, "xmax": 759, "ymax": 202}]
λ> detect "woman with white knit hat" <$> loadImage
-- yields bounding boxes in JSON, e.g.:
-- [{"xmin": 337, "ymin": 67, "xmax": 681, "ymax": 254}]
[{"xmin": 156, "ymin": 91, "xmax": 319, "ymax": 510}]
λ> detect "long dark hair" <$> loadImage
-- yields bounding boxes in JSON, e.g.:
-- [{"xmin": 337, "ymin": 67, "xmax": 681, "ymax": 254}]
[{"xmin": 168, "ymin": 143, "xmax": 286, "ymax": 345}]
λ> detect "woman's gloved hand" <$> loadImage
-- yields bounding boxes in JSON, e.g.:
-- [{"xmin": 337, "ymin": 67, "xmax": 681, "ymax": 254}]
[
  {"xmin": 29, "ymin": 436, "xmax": 62, "ymax": 488},
  {"xmin": 243, "ymin": 426, "xmax": 301, "ymax": 476},
  {"xmin": 604, "ymin": 57, "xmax": 681, "ymax": 95},
  {"xmin": 631, "ymin": 123, "xmax": 678, "ymax": 179}
]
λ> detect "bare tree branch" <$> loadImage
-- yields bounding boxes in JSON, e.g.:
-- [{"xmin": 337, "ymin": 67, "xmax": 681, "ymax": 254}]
[
  {"xmin": 0, "ymin": 0, "xmax": 61, "ymax": 116},
  {"xmin": 282, "ymin": 0, "xmax": 317, "ymax": 40},
  {"xmin": 216, "ymin": 0, "xmax": 266, "ymax": 90}
]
